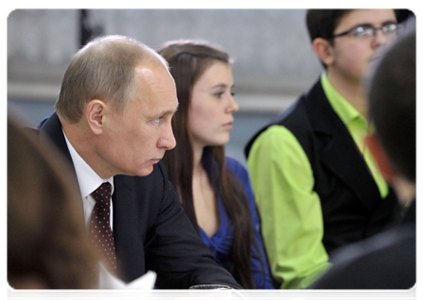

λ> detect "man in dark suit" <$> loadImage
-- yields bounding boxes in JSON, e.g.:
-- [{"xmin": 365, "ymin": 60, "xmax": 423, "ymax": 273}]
[
  {"xmin": 245, "ymin": 10, "xmax": 408, "ymax": 289},
  {"xmin": 36, "ymin": 35, "xmax": 241, "ymax": 289},
  {"xmin": 311, "ymin": 29, "xmax": 415, "ymax": 289}
]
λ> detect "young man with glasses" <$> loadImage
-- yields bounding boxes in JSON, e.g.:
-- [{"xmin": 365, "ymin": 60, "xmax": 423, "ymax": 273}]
[
  {"xmin": 245, "ymin": 10, "xmax": 407, "ymax": 289},
  {"xmin": 311, "ymin": 28, "xmax": 416, "ymax": 289}
]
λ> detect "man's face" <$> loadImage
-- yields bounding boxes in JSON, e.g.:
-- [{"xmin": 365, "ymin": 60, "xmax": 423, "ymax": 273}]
[
  {"xmin": 329, "ymin": 9, "xmax": 397, "ymax": 83},
  {"xmin": 99, "ymin": 61, "xmax": 178, "ymax": 177}
]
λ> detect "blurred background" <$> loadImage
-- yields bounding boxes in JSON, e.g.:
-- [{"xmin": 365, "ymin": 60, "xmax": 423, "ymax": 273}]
[{"xmin": 7, "ymin": 9, "xmax": 326, "ymax": 165}]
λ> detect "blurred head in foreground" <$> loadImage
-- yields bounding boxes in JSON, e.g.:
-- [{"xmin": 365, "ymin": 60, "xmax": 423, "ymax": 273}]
[
  {"xmin": 5, "ymin": 113, "xmax": 95, "ymax": 300},
  {"xmin": 365, "ymin": 30, "xmax": 416, "ymax": 205}
]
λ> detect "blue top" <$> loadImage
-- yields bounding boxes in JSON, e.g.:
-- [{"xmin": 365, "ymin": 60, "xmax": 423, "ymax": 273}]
[{"xmin": 199, "ymin": 151, "xmax": 274, "ymax": 289}]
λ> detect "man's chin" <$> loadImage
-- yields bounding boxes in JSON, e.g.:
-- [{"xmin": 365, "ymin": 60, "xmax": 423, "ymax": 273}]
[
  {"xmin": 141, "ymin": 161, "xmax": 160, "ymax": 176},
  {"xmin": 135, "ymin": 166, "xmax": 155, "ymax": 177}
]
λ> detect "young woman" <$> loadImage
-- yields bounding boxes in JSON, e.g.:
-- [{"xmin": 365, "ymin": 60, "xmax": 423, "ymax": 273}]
[{"xmin": 158, "ymin": 40, "xmax": 273, "ymax": 289}]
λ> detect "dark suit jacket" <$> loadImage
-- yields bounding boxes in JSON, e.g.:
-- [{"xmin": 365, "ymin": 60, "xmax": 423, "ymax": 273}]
[
  {"xmin": 310, "ymin": 201, "xmax": 415, "ymax": 289},
  {"xmin": 37, "ymin": 112, "xmax": 242, "ymax": 289},
  {"xmin": 245, "ymin": 79, "xmax": 399, "ymax": 255}
]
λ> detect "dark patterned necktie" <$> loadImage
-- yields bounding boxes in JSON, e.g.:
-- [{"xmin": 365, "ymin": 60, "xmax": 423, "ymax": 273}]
[{"xmin": 89, "ymin": 182, "xmax": 117, "ymax": 276}]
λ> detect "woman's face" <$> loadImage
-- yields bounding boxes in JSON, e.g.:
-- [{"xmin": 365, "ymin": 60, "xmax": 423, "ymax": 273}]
[{"xmin": 189, "ymin": 61, "xmax": 239, "ymax": 149}]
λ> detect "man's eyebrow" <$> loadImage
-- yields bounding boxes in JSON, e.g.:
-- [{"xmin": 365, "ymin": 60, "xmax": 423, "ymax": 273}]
[
  {"xmin": 158, "ymin": 104, "xmax": 179, "ymax": 117},
  {"xmin": 382, "ymin": 20, "xmax": 398, "ymax": 25},
  {"xmin": 353, "ymin": 20, "xmax": 397, "ymax": 28},
  {"xmin": 354, "ymin": 23, "xmax": 373, "ymax": 27},
  {"xmin": 159, "ymin": 110, "xmax": 175, "ymax": 117}
]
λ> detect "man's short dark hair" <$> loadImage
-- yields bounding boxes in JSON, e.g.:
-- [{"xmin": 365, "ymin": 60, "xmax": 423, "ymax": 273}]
[
  {"xmin": 306, "ymin": 10, "xmax": 352, "ymax": 43},
  {"xmin": 368, "ymin": 31, "xmax": 416, "ymax": 182}
]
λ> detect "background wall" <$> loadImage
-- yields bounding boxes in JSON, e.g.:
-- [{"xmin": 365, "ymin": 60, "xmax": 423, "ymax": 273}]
[{"xmin": 7, "ymin": 9, "xmax": 323, "ymax": 165}]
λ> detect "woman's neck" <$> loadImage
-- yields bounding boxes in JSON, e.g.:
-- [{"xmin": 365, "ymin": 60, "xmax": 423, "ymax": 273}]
[
  {"xmin": 191, "ymin": 143, "xmax": 220, "ymax": 237},
  {"xmin": 192, "ymin": 142, "xmax": 205, "ymax": 174}
]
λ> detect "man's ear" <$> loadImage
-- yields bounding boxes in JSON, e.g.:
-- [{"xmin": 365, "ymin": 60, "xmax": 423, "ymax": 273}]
[
  {"xmin": 85, "ymin": 100, "xmax": 107, "ymax": 135},
  {"xmin": 312, "ymin": 38, "xmax": 335, "ymax": 67},
  {"xmin": 365, "ymin": 134, "xmax": 396, "ymax": 183}
]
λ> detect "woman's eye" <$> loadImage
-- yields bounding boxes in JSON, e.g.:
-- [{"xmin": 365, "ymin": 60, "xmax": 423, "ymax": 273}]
[
  {"xmin": 214, "ymin": 92, "xmax": 224, "ymax": 98},
  {"xmin": 153, "ymin": 118, "xmax": 162, "ymax": 124}
]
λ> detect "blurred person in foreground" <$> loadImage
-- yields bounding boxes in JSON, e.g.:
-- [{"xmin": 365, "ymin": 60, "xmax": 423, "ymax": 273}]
[
  {"xmin": 32, "ymin": 35, "xmax": 241, "ymax": 289},
  {"xmin": 311, "ymin": 29, "xmax": 415, "ymax": 289},
  {"xmin": 8, "ymin": 116, "xmax": 98, "ymax": 289},
  {"xmin": 245, "ymin": 9, "xmax": 409, "ymax": 288},
  {"xmin": 158, "ymin": 40, "xmax": 274, "ymax": 289}
]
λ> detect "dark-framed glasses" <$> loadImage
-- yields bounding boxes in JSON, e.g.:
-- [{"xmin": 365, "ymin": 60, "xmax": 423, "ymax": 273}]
[{"xmin": 332, "ymin": 23, "xmax": 403, "ymax": 39}]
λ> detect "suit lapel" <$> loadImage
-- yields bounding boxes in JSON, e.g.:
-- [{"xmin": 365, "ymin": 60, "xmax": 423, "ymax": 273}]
[
  {"xmin": 306, "ymin": 82, "xmax": 381, "ymax": 210},
  {"xmin": 112, "ymin": 175, "xmax": 146, "ymax": 282}
]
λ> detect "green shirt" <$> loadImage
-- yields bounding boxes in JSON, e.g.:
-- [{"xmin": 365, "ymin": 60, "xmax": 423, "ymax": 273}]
[{"xmin": 248, "ymin": 74, "xmax": 388, "ymax": 289}]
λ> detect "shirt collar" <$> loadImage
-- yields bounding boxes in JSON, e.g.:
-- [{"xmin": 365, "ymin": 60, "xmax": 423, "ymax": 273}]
[
  {"xmin": 63, "ymin": 131, "xmax": 114, "ymax": 199},
  {"xmin": 320, "ymin": 73, "xmax": 365, "ymax": 127}
]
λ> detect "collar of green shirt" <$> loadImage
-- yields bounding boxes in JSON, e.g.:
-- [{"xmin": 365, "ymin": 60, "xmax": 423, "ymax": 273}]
[{"xmin": 320, "ymin": 73, "xmax": 369, "ymax": 131}]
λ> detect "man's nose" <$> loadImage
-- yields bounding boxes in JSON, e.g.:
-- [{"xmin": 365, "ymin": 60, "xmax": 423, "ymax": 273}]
[
  {"xmin": 158, "ymin": 122, "xmax": 176, "ymax": 150},
  {"xmin": 372, "ymin": 29, "xmax": 390, "ymax": 49}
]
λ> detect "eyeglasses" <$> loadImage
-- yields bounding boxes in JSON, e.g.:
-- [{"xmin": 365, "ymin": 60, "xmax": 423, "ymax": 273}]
[{"xmin": 332, "ymin": 23, "xmax": 403, "ymax": 39}]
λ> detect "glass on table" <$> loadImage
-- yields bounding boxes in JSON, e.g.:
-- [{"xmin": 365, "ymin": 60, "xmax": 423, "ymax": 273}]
[{"xmin": 188, "ymin": 284, "xmax": 232, "ymax": 300}]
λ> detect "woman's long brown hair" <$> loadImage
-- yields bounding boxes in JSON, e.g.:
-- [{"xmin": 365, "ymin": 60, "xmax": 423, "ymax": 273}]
[{"xmin": 158, "ymin": 41, "xmax": 256, "ymax": 289}]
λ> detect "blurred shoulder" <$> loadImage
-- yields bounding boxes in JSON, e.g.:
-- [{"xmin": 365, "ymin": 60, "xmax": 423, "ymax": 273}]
[{"xmin": 311, "ymin": 224, "xmax": 416, "ymax": 289}]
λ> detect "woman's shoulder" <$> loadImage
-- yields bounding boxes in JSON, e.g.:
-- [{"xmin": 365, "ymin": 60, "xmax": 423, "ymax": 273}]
[
  {"xmin": 225, "ymin": 155, "xmax": 253, "ymax": 189},
  {"xmin": 225, "ymin": 155, "xmax": 247, "ymax": 174}
]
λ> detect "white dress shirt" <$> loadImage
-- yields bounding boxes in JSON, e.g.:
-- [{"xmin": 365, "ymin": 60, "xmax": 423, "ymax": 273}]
[{"xmin": 63, "ymin": 131, "xmax": 114, "ymax": 229}]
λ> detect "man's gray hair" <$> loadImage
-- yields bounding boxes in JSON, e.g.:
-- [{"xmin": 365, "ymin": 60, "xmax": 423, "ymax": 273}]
[{"xmin": 55, "ymin": 35, "xmax": 168, "ymax": 123}]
